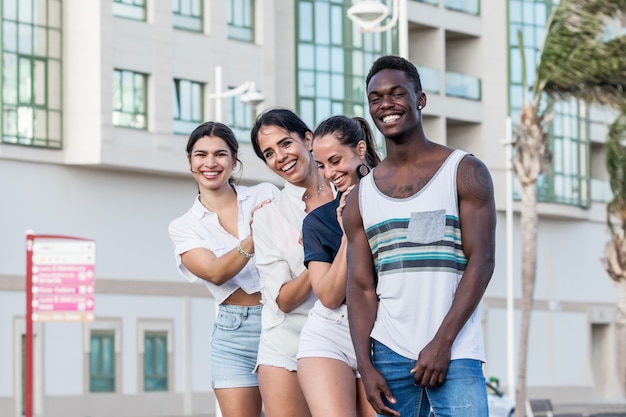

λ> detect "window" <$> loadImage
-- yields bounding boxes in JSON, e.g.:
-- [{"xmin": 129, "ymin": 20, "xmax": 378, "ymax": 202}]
[
  {"xmin": 144, "ymin": 332, "xmax": 168, "ymax": 391},
  {"xmin": 445, "ymin": 71, "xmax": 481, "ymax": 100},
  {"xmin": 508, "ymin": 0, "xmax": 590, "ymax": 207},
  {"xmin": 228, "ymin": 0, "xmax": 255, "ymax": 42},
  {"xmin": 173, "ymin": 79, "xmax": 203, "ymax": 135},
  {"xmin": 90, "ymin": 332, "xmax": 116, "ymax": 392},
  {"xmin": 138, "ymin": 321, "xmax": 172, "ymax": 392},
  {"xmin": 1, "ymin": 0, "xmax": 62, "ymax": 148},
  {"xmin": 113, "ymin": 69, "xmax": 147, "ymax": 129},
  {"xmin": 543, "ymin": 99, "xmax": 589, "ymax": 206},
  {"xmin": 296, "ymin": 0, "xmax": 395, "ymax": 128},
  {"xmin": 229, "ymin": 91, "xmax": 255, "ymax": 143},
  {"xmin": 113, "ymin": 0, "xmax": 146, "ymax": 21},
  {"xmin": 173, "ymin": 0, "xmax": 202, "ymax": 31}
]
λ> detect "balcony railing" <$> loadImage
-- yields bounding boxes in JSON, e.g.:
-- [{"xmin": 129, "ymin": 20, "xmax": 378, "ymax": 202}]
[
  {"xmin": 413, "ymin": 0, "xmax": 439, "ymax": 6},
  {"xmin": 414, "ymin": 66, "xmax": 482, "ymax": 101},
  {"xmin": 416, "ymin": 65, "xmax": 441, "ymax": 94},
  {"xmin": 445, "ymin": 71, "xmax": 481, "ymax": 100},
  {"xmin": 444, "ymin": 0, "xmax": 480, "ymax": 15}
]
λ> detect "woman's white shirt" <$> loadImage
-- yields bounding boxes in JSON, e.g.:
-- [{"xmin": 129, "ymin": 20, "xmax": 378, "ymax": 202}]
[
  {"xmin": 252, "ymin": 181, "xmax": 318, "ymax": 330},
  {"xmin": 168, "ymin": 183, "xmax": 279, "ymax": 305}
]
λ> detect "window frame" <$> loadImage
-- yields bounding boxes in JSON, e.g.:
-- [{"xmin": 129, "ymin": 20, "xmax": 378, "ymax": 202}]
[
  {"xmin": 89, "ymin": 331, "xmax": 117, "ymax": 393},
  {"xmin": 113, "ymin": 69, "xmax": 148, "ymax": 130},
  {"xmin": 295, "ymin": 0, "xmax": 394, "ymax": 143},
  {"xmin": 228, "ymin": 0, "xmax": 255, "ymax": 42},
  {"xmin": 228, "ymin": 88, "xmax": 255, "ymax": 143},
  {"xmin": 84, "ymin": 319, "xmax": 122, "ymax": 394},
  {"xmin": 138, "ymin": 320, "xmax": 173, "ymax": 392},
  {"xmin": 173, "ymin": 78, "xmax": 204, "ymax": 135},
  {"xmin": 143, "ymin": 332, "xmax": 169, "ymax": 391},
  {"xmin": 1, "ymin": 0, "xmax": 63, "ymax": 148},
  {"xmin": 113, "ymin": 0, "xmax": 147, "ymax": 21},
  {"xmin": 172, "ymin": 0, "xmax": 203, "ymax": 32},
  {"xmin": 507, "ymin": 0, "xmax": 590, "ymax": 207}
]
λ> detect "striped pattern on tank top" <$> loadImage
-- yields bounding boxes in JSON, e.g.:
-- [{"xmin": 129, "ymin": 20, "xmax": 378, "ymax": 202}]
[{"xmin": 365, "ymin": 215, "xmax": 467, "ymax": 276}]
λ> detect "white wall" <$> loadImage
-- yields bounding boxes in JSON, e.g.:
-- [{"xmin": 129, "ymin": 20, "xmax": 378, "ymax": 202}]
[
  {"xmin": 484, "ymin": 210, "xmax": 620, "ymax": 401},
  {"xmin": 0, "ymin": 160, "xmax": 194, "ymax": 279}
]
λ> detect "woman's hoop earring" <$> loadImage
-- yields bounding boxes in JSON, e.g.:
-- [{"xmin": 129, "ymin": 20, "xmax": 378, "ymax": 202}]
[{"xmin": 356, "ymin": 164, "xmax": 371, "ymax": 180}]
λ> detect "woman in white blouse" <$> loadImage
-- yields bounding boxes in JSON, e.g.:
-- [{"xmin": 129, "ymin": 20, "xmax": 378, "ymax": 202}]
[
  {"xmin": 169, "ymin": 122, "xmax": 278, "ymax": 417},
  {"xmin": 250, "ymin": 108, "xmax": 335, "ymax": 417}
]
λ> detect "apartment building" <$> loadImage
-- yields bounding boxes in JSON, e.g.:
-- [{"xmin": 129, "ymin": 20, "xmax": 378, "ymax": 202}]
[{"xmin": 0, "ymin": 0, "xmax": 621, "ymax": 416}]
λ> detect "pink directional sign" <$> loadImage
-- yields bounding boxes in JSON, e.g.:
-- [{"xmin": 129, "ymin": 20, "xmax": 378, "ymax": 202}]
[{"xmin": 31, "ymin": 240, "xmax": 96, "ymax": 322}]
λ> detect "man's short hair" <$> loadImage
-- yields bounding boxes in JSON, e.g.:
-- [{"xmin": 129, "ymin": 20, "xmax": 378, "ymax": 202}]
[{"xmin": 366, "ymin": 55, "xmax": 422, "ymax": 93}]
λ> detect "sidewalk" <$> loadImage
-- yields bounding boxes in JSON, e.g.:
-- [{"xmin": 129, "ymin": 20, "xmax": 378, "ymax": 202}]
[{"xmin": 553, "ymin": 401, "xmax": 626, "ymax": 416}]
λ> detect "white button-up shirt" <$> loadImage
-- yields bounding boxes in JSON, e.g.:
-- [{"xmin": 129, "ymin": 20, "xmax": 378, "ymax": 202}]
[{"xmin": 169, "ymin": 183, "xmax": 279, "ymax": 305}]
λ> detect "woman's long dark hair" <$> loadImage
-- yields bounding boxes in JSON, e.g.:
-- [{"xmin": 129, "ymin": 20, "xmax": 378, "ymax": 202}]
[
  {"xmin": 312, "ymin": 115, "xmax": 381, "ymax": 169},
  {"xmin": 250, "ymin": 108, "xmax": 312, "ymax": 161}
]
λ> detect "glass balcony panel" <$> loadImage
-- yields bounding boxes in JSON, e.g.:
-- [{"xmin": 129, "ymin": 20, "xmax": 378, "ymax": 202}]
[
  {"xmin": 416, "ymin": 65, "xmax": 440, "ymax": 94},
  {"xmin": 444, "ymin": 0, "xmax": 479, "ymax": 15},
  {"xmin": 445, "ymin": 71, "xmax": 481, "ymax": 100}
]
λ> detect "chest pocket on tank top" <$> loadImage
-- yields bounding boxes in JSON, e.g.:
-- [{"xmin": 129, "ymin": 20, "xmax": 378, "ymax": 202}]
[{"xmin": 406, "ymin": 209, "xmax": 446, "ymax": 244}]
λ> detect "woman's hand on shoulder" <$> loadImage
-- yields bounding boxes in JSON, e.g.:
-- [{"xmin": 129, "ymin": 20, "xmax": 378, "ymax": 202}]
[
  {"xmin": 337, "ymin": 185, "xmax": 356, "ymax": 234},
  {"xmin": 250, "ymin": 198, "xmax": 274, "ymax": 227}
]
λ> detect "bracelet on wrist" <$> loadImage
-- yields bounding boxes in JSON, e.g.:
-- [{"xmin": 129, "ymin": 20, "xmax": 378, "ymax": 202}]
[{"xmin": 237, "ymin": 241, "xmax": 254, "ymax": 259}]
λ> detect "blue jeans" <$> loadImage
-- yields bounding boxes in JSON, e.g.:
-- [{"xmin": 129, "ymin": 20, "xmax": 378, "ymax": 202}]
[{"xmin": 372, "ymin": 340, "xmax": 488, "ymax": 417}]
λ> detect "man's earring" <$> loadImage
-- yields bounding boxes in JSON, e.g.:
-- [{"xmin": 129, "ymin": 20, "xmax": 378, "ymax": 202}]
[{"xmin": 418, "ymin": 105, "xmax": 423, "ymax": 110}]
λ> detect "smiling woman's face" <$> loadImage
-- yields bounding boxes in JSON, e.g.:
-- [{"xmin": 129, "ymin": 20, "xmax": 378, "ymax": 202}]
[
  {"xmin": 188, "ymin": 135, "xmax": 236, "ymax": 191},
  {"xmin": 257, "ymin": 125, "xmax": 313, "ymax": 187},
  {"xmin": 313, "ymin": 134, "xmax": 364, "ymax": 193}
]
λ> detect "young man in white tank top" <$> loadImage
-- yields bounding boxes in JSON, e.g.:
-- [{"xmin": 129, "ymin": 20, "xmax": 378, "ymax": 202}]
[{"xmin": 344, "ymin": 55, "xmax": 497, "ymax": 417}]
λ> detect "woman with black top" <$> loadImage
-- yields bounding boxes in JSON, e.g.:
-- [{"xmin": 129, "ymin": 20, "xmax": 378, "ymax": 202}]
[{"xmin": 297, "ymin": 115, "xmax": 381, "ymax": 417}]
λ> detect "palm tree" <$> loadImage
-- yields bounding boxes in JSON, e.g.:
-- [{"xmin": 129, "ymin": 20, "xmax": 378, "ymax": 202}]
[
  {"xmin": 511, "ymin": 1, "xmax": 626, "ymax": 416},
  {"xmin": 602, "ymin": 110, "xmax": 626, "ymax": 393}
]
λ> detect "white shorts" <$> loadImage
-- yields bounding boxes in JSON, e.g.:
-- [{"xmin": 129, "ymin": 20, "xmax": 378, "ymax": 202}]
[
  {"xmin": 255, "ymin": 314, "xmax": 306, "ymax": 373},
  {"xmin": 256, "ymin": 332, "xmax": 298, "ymax": 372},
  {"xmin": 297, "ymin": 302, "xmax": 359, "ymax": 376}
]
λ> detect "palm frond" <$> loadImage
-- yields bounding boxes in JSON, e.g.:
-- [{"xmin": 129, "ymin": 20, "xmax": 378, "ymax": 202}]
[{"xmin": 534, "ymin": 0, "xmax": 626, "ymax": 108}]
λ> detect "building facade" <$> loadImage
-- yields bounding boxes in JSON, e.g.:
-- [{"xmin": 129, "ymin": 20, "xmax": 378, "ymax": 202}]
[{"xmin": 0, "ymin": 0, "xmax": 622, "ymax": 416}]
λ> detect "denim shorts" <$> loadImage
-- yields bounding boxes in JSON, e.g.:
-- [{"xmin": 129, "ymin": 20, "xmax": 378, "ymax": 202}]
[
  {"xmin": 372, "ymin": 340, "xmax": 488, "ymax": 417},
  {"xmin": 211, "ymin": 304, "xmax": 262, "ymax": 389}
]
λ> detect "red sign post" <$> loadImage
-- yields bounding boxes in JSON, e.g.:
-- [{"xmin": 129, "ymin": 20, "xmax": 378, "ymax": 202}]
[{"xmin": 25, "ymin": 232, "xmax": 96, "ymax": 417}]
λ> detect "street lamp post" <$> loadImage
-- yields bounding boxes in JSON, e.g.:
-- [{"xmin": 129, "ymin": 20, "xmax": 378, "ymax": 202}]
[
  {"xmin": 504, "ymin": 117, "xmax": 515, "ymax": 396},
  {"xmin": 346, "ymin": 0, "xmax": 408, "ymax": 59},
  {"xmin": 208, "ymin": 66, "xmax": 265, "ymax": 122}
]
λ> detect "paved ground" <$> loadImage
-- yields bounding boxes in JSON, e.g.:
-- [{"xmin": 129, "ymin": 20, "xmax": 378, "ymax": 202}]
[{"xmin": 553, "ymin": 401, "xmax": 626, "ymax": 416}]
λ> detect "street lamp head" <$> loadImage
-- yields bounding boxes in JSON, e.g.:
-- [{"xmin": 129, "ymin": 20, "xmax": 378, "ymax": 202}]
[
  {"xmin": 347, "ymin": 1, "xmax": 389, "ymax": 30},
  {"xmin": 240, "ymin": 82, "xmax": 265, "ymax": 106}
]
